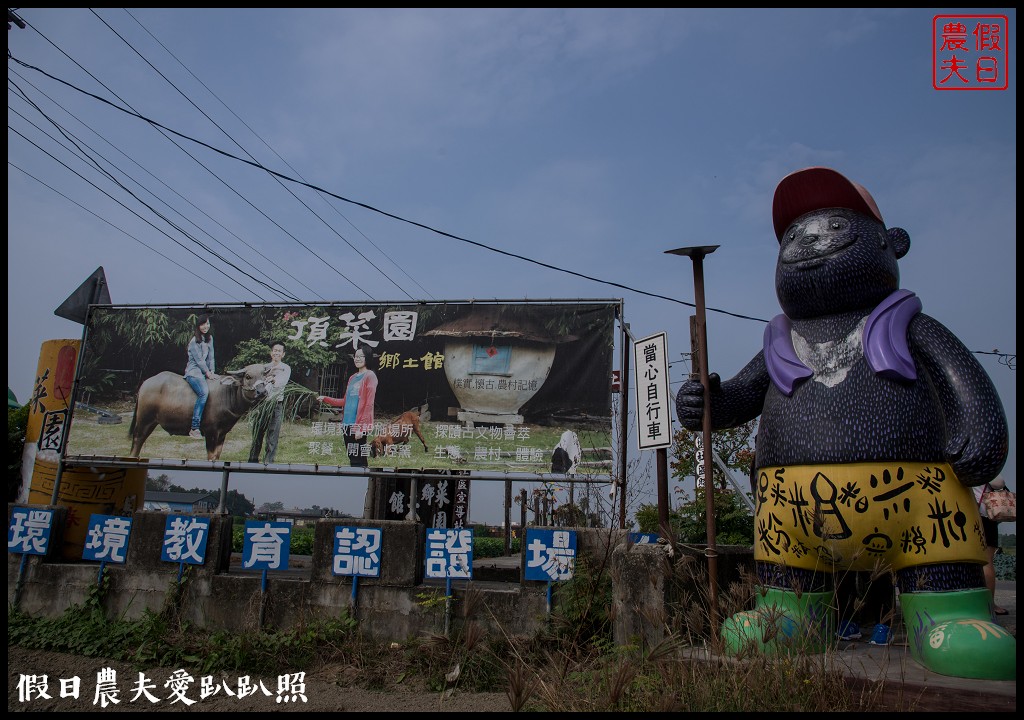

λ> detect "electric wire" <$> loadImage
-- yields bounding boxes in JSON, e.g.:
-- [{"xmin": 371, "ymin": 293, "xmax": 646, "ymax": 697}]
[
  {"xmin": 13, "ymin": 21, "xmax": 352, "ymax": 301},
  {"xmin": 9, "ymin": 31, "xmax": 1013, "ymax": 362},
  {"xmin": 122, "ymin": 7, "xmax": 434, "ymax": 301},
  {"xmin": 10, "ymin": 50, "xmax": 769, "ymax": 324},
  {"xmin": 8, "ymin": 96, "xmax": 290, "ymax": 302},
  {"xmin": 97, "ymin": 8, "xmax": 417, "ymax": 301},
  {"xmin": 9, "ymin": 68, "xmax": 307, "ymax": 302},
  {"xmin": 9, "ymin": 124, "xmax": 266, "ymax": 301},
  {"xmin": 9, "ymin": 160, "xmax": 244, "ymax": 302}
]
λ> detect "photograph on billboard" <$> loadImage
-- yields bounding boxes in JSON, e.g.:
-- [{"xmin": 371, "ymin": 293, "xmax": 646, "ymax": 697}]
[{"xmin": 64, "ymin": 301, "xmax": 618, "ymax": 477}]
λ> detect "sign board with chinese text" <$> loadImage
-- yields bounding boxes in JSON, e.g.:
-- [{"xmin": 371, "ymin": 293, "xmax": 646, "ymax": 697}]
[
  {"xmin": 65, "ymin": 301, "xmax": 618, "ymax": 476},
  {"xmin": 160, "ymin": 514, "xmax": 211, "ymax": 565},
  {"xmin": 694, "ymin": 433, "xmax": 706, "ymax": 488},
  {"xmin": 8, "ymin": 507, "xmax": 55, "ymax": 556},
  {"xmin": 332, "ymin": 525, "xmax": 382, "ymax": 577},
  {"xmin": 82, "ymin": 514, "xmax": 132, "ymax": 563},
  {"xmin": 524, "ymin": 528, "xmax": 577, "ymax": 581},
  {"xmin": 242, "ymin": 520, "xmax": 291, "ymax": 571},
  {"xmin": 424, "ymin": 527, "xmax": 474, "ymax": 579},
  {"xmin": 381, "ymin": 470, "xmax": 471, "ymax": 528},
  {"xmin": 629, "ymin": 532, "xmax": 659, "ymax": 545},
  {"xmin": 633, "ymin": 332, "xmax": 673, "ymax": 450}
]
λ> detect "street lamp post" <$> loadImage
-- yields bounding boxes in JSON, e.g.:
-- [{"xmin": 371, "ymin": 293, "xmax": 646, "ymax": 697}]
[{"xmin": 665, "ymin": 244, "xmax": 720, "ymax": 636}]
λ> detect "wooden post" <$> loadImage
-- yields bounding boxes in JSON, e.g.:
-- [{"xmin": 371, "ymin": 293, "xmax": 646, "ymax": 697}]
[
  {"xmin": 504, "ymin": 479, "xmax": 512, "ymax": 556},
  {"xmin": 520, "ymin": 489, "xmax": 528, "ymax": 530},
  {"xmin": 667, "ymin": 245, "xmax": 721, "ymax": 641}
]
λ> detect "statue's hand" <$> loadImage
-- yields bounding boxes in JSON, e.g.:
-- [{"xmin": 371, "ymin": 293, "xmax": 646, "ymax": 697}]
[{"xmin": 675, "ymin": 373, "xmax": 720, "ymax": 431}]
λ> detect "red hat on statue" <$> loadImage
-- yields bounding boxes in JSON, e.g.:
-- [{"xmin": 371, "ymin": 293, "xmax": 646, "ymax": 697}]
[{"xmin": 772, "ymin": 167, "xmax": 885, "ymax": 241}]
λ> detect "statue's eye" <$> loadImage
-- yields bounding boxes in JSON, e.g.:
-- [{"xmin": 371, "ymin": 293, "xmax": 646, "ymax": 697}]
[{"xmin": 828, "ymin": 216, "xmax": 848, "ymax": 231}]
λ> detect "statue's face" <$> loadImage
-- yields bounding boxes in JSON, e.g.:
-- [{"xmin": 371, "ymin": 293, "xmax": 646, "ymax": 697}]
[{"xmin": 776, "ymin": 208, "xmax": 900, "ymax": 319}]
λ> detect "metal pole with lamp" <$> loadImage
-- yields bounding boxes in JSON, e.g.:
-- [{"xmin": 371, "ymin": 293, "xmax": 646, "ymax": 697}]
[{"xmin": 665, "ymin": 245, "xmax": 720, "ymax": 636}]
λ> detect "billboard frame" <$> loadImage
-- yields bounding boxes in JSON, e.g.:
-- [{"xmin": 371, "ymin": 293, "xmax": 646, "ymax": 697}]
[{"xmin": 48, "ymin": 298, "xmax": 631, "ymax": 527}]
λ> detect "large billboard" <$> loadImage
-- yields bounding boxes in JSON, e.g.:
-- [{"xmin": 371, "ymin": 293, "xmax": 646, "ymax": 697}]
[{"xmin": 65, "ymin": 301, "xmax": 618, "ymax": 476}]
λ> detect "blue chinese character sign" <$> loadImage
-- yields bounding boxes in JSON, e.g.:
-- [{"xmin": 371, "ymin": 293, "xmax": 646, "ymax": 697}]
[
  {"xmin": 332, "ymin": 526, "xmax": 382, "ymax": 577},
  {"xmin": 8, "ymin": 507, "xmax": 55, "ymax": 556},
  {"xmin": 629, "ymin": 532, "xmax": 659, "ymax": 545},
  {"xmin": 161, "ymin": 515, "xmax": 211, "ymax": 565},
  {"xmin": 242, "ymin": 521, "xmax": 291, "ymax": 570},
  {"xmin": 525, "ymin": 528, "xmax": 577, "ymax": 581},
  {"xmin": 424, "ymin": 527, "xmax": 473, "ymax": 579},
  {"xmin": 82, "ymin": 514, "xmax": 133, "ymax": 563}
]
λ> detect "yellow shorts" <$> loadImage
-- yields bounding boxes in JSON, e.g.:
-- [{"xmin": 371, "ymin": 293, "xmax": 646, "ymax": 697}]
[{"xmin": 753, "ymin": 462, "xmax": 987, "ymax": 572}]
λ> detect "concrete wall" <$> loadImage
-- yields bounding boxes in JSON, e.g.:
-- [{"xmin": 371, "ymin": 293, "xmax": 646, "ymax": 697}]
[
  {"xmin": 8, "ymin": 506, "xmax": 753, "ymax": 644},
  {"xmin": 609, "ymin": 541, "xmax": 757, "ymax": 649}
]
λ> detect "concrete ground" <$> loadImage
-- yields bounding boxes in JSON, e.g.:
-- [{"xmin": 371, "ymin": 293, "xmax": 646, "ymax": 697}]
[
  {"xmin": 823, "ymin": 580, "xmax": 1015, "ymax": 710},
  {"xmin": 677, "ymin": 580, "xmax": 1016, "ymax": 711}
]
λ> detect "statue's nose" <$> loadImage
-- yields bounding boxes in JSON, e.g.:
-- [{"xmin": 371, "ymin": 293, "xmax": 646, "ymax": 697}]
[{"xmin": 801, "ymin": 216, "xmax": 831, "ymax": 236}]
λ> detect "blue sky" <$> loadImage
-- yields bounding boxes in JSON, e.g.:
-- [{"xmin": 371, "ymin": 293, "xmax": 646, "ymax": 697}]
[{"xmin": 8, "ymin": 9, "xmax": 1016, "ymax": 528}]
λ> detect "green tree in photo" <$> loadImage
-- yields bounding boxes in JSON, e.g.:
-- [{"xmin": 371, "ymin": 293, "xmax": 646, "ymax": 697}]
[
  {"xmin": 637, "ymin": 486, "xmax": 754, "ymax": 545},
  {"xmin": 225, "ymin": 310, "xmax": 338, "ymax": 385},
  {"xmin": 670, "ymin": 421, "xmax": 758, "ymax": 493},
  {"xmin": 85, "ymin": 308, "xmax": 195, "ymax": 396}
]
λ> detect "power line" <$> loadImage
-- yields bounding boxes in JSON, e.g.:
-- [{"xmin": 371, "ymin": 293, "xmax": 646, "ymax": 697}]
[
  {"xmin": 974, "ymin": 350, "xmax": 1016, "ymax": 371},
  {"xmin": 10, "ymin": 67, "xmax": 310, "ymax": 302},
  {"xmin": 9, "ymin": 160, "xmax": 244, "ymax": 302},
  {"xmin": 94, "ymin": 8, "xmax": 416, "ymax": 302},
  {"xmin": 8, "ymin": 37, "xmax": 1014, "ymax": 365},
  {"xmin": 121, "ymin": 7, "xmax": 435, "ymax": 302},
  {"xmin": 9, "ymin": 51, "xmax": 769, "ymax": 324},
  {"xmin": 8, "ymin": 97, "xmax": 290, "ymax": 301},
  {"xmin": 12, "ymin": 21, "xmax": 359, "ymax": 301},
  {"xmin": 9, "ymin": 124, "xmax": 268, "ymax": 301}
]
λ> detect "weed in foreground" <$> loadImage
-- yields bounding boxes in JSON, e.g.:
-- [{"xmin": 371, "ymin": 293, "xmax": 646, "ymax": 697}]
[{"xmin": 9, "ymin": 539, "xmax": 900, "ymax": 711}]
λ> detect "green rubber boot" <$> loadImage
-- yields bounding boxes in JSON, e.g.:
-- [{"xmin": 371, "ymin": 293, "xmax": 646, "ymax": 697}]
[
  {"xmin": 721, "ymin": 587, "xmax": 835, "ymax": 657},
  {"xmin": 900, "ymin": 588, "xmax": 1015, "ymax": 680}
]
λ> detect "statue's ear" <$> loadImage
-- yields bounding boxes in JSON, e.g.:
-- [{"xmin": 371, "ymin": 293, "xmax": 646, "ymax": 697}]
[{"xmin": 888, "ymin": 227, "xmax": 910, "ymax": 259}]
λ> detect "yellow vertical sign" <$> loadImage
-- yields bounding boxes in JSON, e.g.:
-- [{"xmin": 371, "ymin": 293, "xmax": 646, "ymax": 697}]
[
  {"xmin": 18, "ymin": 339, "xmax": 79, "ymax": 502},
  {"xmin": 20, "ymin": 339, "xmax": 145, "ymax": 560}
]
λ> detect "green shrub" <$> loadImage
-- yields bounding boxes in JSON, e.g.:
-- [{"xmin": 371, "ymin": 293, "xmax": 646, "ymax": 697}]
[
  {"xmin": 230, "ymin": 523, "xmax": 314, "ymax": 554},
  {"xmin": 291, "ymin": 526, "xmax": 315, "ymax": 555},
  {"xmin": 473, "ymin": 536, "xmax": 520, "ymax": 559},
  {"xmin": 635, "ymin": 488, "xmax": 754, "ymax": 546},
  {"xmin": 8, "ymin": 404, "xmax": 30, "ymax": 502}
]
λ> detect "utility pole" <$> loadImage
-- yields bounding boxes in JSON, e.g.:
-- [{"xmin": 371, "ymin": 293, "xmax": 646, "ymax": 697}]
[{"xmin": 9, "ymin": 8, "xmax": 27, "ymax": 30}]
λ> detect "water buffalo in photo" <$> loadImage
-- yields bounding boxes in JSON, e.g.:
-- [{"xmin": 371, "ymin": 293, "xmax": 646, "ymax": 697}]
[{"xmin": 128, "ymin": 364, "xmax": 270, "ymax": 460}]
